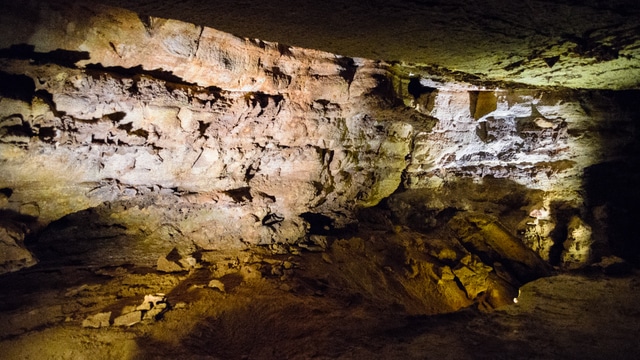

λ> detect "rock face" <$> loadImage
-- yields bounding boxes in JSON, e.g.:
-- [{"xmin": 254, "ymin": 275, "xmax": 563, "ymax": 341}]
[
  {"xmin": 0, "ymin": 218, "xmax": 37, "ymax": 274},
  {"xmin": 0, "ymin": 0, "xmax": 638, "ymax": 284},
  {"xmin": 0, "ymin": 1, "xmax": 414, "ymax": 267},
  {"xmin": 90, "ymin": 0, "xmax": 640, "ymax": 90}
]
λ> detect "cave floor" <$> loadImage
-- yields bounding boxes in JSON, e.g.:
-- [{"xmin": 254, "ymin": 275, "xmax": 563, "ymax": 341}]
[{"xmin": 1, "ymin": 250, "xmax": 638, "ymax": 360}]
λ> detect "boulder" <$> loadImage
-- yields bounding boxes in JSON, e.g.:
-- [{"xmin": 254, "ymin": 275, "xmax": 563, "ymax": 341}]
[{"xmin": 0, "ymin": 221, "xmax": 37, "ymax": 274}]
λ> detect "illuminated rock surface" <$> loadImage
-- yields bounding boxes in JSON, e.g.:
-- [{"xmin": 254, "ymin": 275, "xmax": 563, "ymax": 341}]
[{"xmin": 0, "ymin": 0, "xmax": 639, "ymax": 359}]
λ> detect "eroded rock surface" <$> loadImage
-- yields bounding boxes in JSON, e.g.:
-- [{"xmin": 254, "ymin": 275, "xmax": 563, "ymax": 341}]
[
  {"xmin": 89, "ymin": 0, "xmax": 640, "ymax": 90},
  {"xmin": 0, "ymin": 1, "xmax": 417, "ymax": 266},
  {"xmin": 0, "ymin": 1, "xmax": 638, "ymax": 300}
]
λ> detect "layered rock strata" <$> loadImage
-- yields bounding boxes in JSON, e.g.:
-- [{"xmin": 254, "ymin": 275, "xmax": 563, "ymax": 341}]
[{"xmin": 0, "ymin": 1, "xmax": 637, "ymax": 313}]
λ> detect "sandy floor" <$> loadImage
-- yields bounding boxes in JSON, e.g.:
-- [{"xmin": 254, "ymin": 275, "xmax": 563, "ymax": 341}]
[{"xmin": 1, "ymin": 248, "xmax": 638, "ymax": 359}]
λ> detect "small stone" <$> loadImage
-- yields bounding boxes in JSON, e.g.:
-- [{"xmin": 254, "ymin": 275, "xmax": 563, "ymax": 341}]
[
  {"xmin": 135, "ymin": 293, "xmax": 169, "ymax": 321},
  {"xmin": 208, "ymin": 279, "xmax": 226, "ymax": 292},
  {"xmin": 113, "ymin": 310, "xmax": 142, "ymax": 327},
  {"xmin": 157, "ymin": 255, "xmax": 183, "ymax": 273},
  {"xmin": 321, "ymin": 253, "xmax": 333, "ymax": 264},
  {"xmin": 136, "ymin": 294, "xmax": 167, "ymax": 311},
  {"xmin": 178, "ymin": 256, "xmax": 198, "ymax": 269},
  {"xmin": 82, "ymin": 312, "xmax": 111, "ymax": 328},
  {"xmin": 279, "ymin": 284, "xmax": 292, "ymax": 292},
  {"xmin": 283, "ymin": 261, "xmax": 293, "ymax": 269}
]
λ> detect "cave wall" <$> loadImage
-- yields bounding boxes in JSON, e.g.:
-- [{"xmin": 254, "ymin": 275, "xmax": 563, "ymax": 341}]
[
  {"xmin": 0, "ymin": 0, "xmax": 638, "ymax": 276},
  {"xmin": 391, "ymin": 77, "xmax": 640, "ymax": 267},
  {"xmin": 0, "ymin": 0, "xmax": 414, "ymax": 271}
]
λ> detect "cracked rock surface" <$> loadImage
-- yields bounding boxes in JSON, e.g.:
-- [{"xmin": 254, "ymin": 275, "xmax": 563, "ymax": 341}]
[
  {"xmin": 1, "ymin": 0, "xmax": 638, "ymax": 273},
  {"xmin": 91, "ymin": 0, "xmax": 640, "ymax": 90},
  {"xmin": 0, "ymin": 1, "xmax": 639, "ymax": 358}
]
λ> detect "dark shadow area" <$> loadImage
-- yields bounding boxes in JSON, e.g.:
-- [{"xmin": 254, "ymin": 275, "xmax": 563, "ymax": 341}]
[
  {"xmin": 407, "ymin": 76, "xmax": 436, "ymax": 100},
  {"xmin": 582, "ymin": 90, "xmax": 640, "ymax": 266},
  {"xmin": 335, "ymin": 56, "xmax": 358, "ymax": 85},
  {"xmin": 0, "ymin": 71, "xmax": 35, "ymax": 103},
  {"xmin": 585, "ymin": 161, "xmax": 640, "ymax": 265},
  {"xmin": 0, "ymin": 44, "xmax": 90, "ymax": 68},
  {"xmin": 300, "ymin": 212, "xmax": 335, "ymax": 235},
  {"xmin": 26, "ymin": 200, "xmax": 172, "ymax": 268}
]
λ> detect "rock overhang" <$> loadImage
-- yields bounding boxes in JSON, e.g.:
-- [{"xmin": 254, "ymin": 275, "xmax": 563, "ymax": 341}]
[{"xmin": 78, "ymin": 0, "xmax": 640, "ymax": 91}]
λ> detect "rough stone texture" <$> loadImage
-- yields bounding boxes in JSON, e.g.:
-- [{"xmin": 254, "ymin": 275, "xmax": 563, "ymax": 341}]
[
  {"xmin": 207, "ymin": 279, "xmax": 225, "ymax": 292},
  {"xmin": 0, "ymin": 219, "xmax": 37, "ymax": 274},
  {"xmin": 157, "ymin": 256, "xmax": 184, "ymax": 274},
  {"xmin": 0, "ymin": 2, "xmax": 639, "ymax": 359},
  {"xmin": 0, "ymin": 0, "xmax": 416, "ymax": 267},
  {"xmin": 82, "ymin": 312, "xmax": 111, "ymax": 328},
  {"xmin": 88, "ymin": 0, "xmax": 640, "ymax": 90},
  {"xmin": 0, "ymin": 0, "xmax": 638, "ymax": 276},
  {"xmin": 113, "ymin": 310, "xmax": 142, "ymax": 327},
  {"xmin": 561, "ymin": 216, "xmax": 594, "ymax": 269}
]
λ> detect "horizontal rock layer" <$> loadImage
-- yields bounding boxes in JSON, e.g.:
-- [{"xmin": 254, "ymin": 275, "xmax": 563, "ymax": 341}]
[{"xmin": 0, "ymin": 0, "xmax": 638, "ymax": 284}]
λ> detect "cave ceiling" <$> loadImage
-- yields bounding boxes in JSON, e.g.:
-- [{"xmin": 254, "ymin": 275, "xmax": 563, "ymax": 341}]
[{"xmin": 90, "ymin": 0, "xmax": 640, "ymax": 90}]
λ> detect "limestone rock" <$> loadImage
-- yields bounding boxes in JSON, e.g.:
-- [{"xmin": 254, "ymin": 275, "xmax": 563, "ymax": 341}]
[
  {"xmin": 561, "ymin": 216, "xmax": 594, "ymax": 269},
  {"xmin": 143, "ymin": 303, "xmax": 168, "ymax": 321},
  {"xmin": 158, "ymin": 247, "xmax": 198, "ymax": 273},
  {"xmin": 452, "ymin": 255, "xmax": 493, "ymax": 300},
  {"xmin": 207, "ymin": 279, "xmax": 225, "ymax": 292},
  {"xmin": 0, "ymin": 1, "xmax": 412, "ymax": 265},
  {"xmin": 136, "ymin": 294, "xmax": 167, "ymax": 311},
  {"xmin": 82, "ymin": 312, "xmax": 111, "ymax": 328},
  {"xmin": 0, "ymin": 221, "xmax": 37, "ymax": 274},
  {"xmin": 449, "ymin": 213, "xmax": 551, "ymax": 284},
  {"xmin": 113, "ymin": 310, "xmax": 142, "ymax": 327},
  {"xmin": 136, "ymin": 293, "xmax": 169, "ymax": 321},
  {"xmin": 157, "ymin": 256, "xmax": 184, "ymax": 273},
  {"xmin": 0, "ymin": 0, "xmax": 637, "ymax": 273}
]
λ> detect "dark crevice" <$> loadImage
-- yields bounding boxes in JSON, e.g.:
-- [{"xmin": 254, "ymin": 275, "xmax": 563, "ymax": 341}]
[
  {"xmin": 407, "ymin": 77, "xmax": 436, "ymax": 100},
  {"xmin": 262, "ymin": 213, "xmax": 284, "ymax": 226},
  {"xmin": 197, "ymin": 121, "xmax": 211, "ymax": 138},
  {"xmin": 335, "ymin": 56, "xmax": 358, "ymax": 85},
  {"xmin": 276, "ymin": 43, "xmax": 293, "ymax": 57},
  {"xmin": 547, "ymin": 202, "xmax": 580, "ymax": 266},
  {"xmin": 0, "ymin": 44, "xmax": 90, "ymax": 68},
  {"xmin": 34, "ymin": 90, "xmax": 66, "ymax": 117},
  {"xmin": 105, "ymin": 112, "xmax": 127, "ymax": 122},
  {"xmin": 301, "ymin": 212, "xmax": 335, "ymax": 235},
  {"xmin": 224, "ymin": 187, "xmax": 253, "ymax": 203},
  {"xmin": 0, "ymin": 71, "xmax": 35, "ymax": 102},
  {"xmin": 0, "ymin": 188, "xmax": 13, "ymax": 198},
  {"xmin": 84, "ymin": 64, "xmax": 191, "ymax": 87}
]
